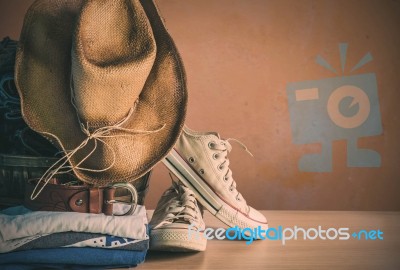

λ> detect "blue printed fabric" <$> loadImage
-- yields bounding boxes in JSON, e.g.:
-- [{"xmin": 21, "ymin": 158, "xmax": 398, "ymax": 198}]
[{"xmin": 10, "ymin": 231, "xmax": 149, "ymax": 252}]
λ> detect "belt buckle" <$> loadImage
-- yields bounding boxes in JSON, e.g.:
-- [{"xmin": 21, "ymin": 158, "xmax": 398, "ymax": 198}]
[{"xmin": 106, "ymin": 182, "xmax": 138, "ymax": 216}]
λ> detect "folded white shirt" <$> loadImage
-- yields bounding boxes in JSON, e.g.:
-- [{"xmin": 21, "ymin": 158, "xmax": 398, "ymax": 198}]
[{"xmin": 0, "ymin": 205, "xmax": 148, "ymax": 244}]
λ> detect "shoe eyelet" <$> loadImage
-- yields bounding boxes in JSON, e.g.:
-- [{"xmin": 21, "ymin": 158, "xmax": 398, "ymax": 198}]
[
  {"xmin": 188, "ymin": 157, "xmax": 195, "ymax": 163},
  {"xmin": 208, "ymin": 141, "xmax": 215, "ymax": 149},
  {"xmin": 223, "ymin": 175, "xmax": 229, "ymax": 181},
  {"xmin": 236, "ymin": 197, "xmax": 241, "ymax": 201},
  {"xmin": 199, "ymin": 169, "xmax": 205, "ymax": 175},
  {"xmin": 212, "ymin": 153, "xmax": 219, "ymax": 160},
  {"xmin": 229, "ymin": 186, "xmax": 234, "ymax": 192},
  {"xmin": 75, "ymin": 199, "xmax": 83, "ymax": 206}
]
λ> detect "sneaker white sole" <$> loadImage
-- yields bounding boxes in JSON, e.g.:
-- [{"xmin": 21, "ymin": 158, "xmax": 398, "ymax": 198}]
[
  {"xmin": 150, "ymin": 228, "xmax": 206, "ymax": 252},
  {"xmin": 163, "ymin": 149, "xmax": 268, "ymax": 231}
]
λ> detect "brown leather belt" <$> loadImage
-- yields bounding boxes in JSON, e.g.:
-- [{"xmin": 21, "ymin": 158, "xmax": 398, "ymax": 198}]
[{"xmin": 24, "ymin": 177, "xmax": 138, "ymax": 216}]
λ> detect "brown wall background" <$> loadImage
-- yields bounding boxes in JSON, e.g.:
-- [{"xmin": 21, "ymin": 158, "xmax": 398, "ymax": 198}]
[{"xmin": 1, "ymin": 0, "xmax": 399, "ymax": 210}]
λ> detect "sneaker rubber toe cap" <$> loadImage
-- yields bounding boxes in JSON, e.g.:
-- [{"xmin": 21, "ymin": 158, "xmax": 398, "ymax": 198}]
[{"xmin": 248, "ymin": 206, "xmax": 267, "ymax": 224}]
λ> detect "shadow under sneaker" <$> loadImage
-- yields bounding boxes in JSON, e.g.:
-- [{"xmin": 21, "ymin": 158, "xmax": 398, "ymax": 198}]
[
  {"xmin": 149, "ymin": 180, "xmax": 206, "ymax": 252},
  {"xmin": 163, "ymin": 126, "xmax": 268, "ymax": 233}
]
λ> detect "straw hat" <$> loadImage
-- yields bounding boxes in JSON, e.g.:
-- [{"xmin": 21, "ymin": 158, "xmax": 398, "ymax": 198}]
[{"xmin": 15, "ymin": 0, "xmax": 187, "ymax": 186}]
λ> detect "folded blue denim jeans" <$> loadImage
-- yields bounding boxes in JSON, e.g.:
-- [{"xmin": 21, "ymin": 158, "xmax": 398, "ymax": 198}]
[{"xmin": 0, "ymin": 247, "xmax": 147, "ymax": 267}]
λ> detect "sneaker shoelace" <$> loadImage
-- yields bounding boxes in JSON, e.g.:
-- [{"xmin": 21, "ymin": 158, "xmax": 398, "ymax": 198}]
[
  {"xmin": 208, "ymin": 138, "xmax": 253, "ymax": 204},
  {"xmin": 163, "ymin": 182, "xmax": 202, "ymax": 228}
]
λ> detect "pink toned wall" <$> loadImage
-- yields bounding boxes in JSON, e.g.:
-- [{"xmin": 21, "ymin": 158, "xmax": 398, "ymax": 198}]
[{"xmin": 1, "ymin": 0, "xmax": 399, "ymax": 210}]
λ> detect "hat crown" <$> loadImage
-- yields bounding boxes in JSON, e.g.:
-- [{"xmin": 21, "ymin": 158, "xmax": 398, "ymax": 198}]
[
  {"xmin": 16, "ymin": 0, "xmax": 187, "ymax": 185},
  {"xmin": 71, "ymin": 0, "xmax": 156, "ymax": 127}
]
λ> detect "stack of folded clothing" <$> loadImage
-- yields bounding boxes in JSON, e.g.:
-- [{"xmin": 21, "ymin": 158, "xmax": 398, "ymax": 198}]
[{"xmin": 0, "ymin": 205, "xmax": 149, "ymax": 269}]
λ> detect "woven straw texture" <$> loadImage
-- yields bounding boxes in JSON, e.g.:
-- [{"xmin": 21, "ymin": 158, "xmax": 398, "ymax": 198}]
[{"xmin": 15, "ymin": 0, "xmax": 187, "ymax": 186}]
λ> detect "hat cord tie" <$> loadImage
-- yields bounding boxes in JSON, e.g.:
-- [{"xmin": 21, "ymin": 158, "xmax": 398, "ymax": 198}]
[{"xmin": 30, "ymin": 103, "xmax": 166, "ymax": 200}]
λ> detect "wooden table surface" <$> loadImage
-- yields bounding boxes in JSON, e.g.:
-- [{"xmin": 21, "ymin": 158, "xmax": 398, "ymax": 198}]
[{"xmin": 117, "ymin": 210, "xmax": 400, "ymax": 270}]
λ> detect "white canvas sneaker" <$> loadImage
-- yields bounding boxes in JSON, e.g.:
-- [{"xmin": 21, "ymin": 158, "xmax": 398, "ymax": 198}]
[
  {"xmin": 163, "ymin": 126, "xmax": 268, "ymax": 232},
  {"xmin": 149, "ymin": 180, "xmax": 206, "ymax": 252}
]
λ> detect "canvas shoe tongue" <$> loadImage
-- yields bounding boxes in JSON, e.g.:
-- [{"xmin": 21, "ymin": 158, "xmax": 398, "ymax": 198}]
[
  {"xmin": 149, "ymin": 179, "xmax": 207, "ymax": 252},
  {"xmin": 209, "ymin": 132, "xmax": 221, "ymax": 138}
]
